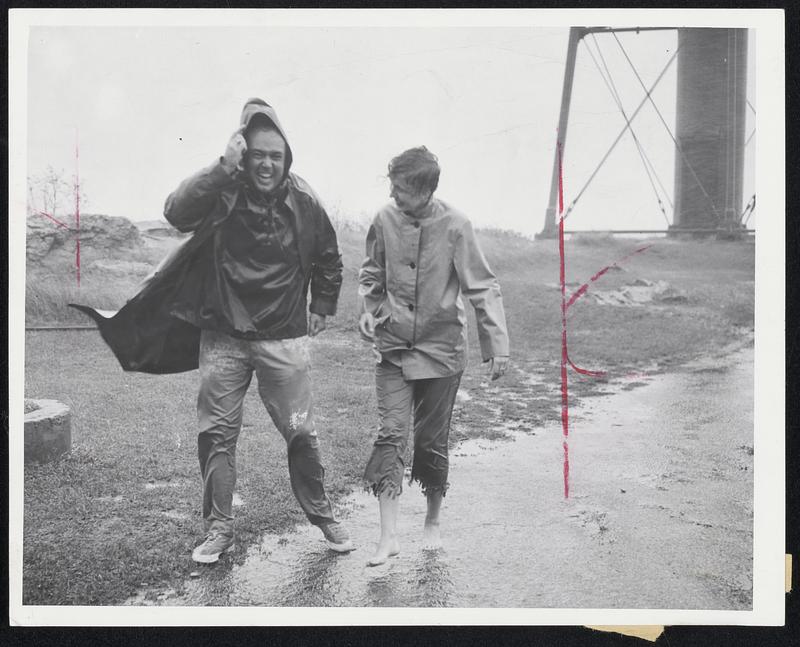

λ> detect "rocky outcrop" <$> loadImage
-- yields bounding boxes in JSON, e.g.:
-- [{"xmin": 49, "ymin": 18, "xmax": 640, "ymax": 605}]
[{"xmin": 27, "ymin": 213, "xmax": 145, "ymax": 265}]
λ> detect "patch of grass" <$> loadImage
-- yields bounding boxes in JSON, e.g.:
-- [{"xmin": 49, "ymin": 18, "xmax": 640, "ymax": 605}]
[
  {"xmin": 22, "ymin": 228, "xmax": 754, "ymax": 604},
  {"xmin": 26, "ymin": 270, "xmax": 147, "ymax": 326}
]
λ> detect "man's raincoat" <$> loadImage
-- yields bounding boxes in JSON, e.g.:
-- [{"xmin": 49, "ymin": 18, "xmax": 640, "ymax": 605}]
[{"xmin": 71, "ymin": 99, "xmax": 342, "ymax": 374}]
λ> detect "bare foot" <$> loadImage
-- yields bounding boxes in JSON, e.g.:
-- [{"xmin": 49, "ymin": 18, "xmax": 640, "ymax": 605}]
[
  {"xmin": 367, "ymin": 538, "xmax": 400, "ymax": 566},
  {"xmin": 422, "ymin": 520, "xmax": 442, "ymax": 549}
]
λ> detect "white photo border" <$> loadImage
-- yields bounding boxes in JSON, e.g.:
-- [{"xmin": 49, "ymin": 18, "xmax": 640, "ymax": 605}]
[{"xmin": 8, "ymin": 7, "xmax": 786, "ymax": 627}]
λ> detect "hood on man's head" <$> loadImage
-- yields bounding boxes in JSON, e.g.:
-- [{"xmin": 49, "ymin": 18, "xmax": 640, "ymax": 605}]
[{"xmin": 239, "ymin": 97, "xmax": 293, "ymax": 175}]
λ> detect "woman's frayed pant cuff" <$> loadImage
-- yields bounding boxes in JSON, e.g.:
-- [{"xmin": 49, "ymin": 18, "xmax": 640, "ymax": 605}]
[
  {"xmin": 410, "ymin": 473, "xmax": 450, "ymax": 497},
  {"xmin": 363, "ymin": 478, "xmax": 403, "ymax": 499}
]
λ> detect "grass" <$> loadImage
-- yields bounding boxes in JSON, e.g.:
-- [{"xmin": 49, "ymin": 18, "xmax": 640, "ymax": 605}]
[
  {"xmin": 25, "ymin": 231, "xmax": 174, "ymax": 326},
  {"xmin": 22, "ymin": 227, "xmax": 754, "ymax": 604}
]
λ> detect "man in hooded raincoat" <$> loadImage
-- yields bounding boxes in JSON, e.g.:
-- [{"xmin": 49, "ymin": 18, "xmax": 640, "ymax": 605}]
[{"xmin": 73, "ymin": 98, "xmax": 353, "ymax": 563}]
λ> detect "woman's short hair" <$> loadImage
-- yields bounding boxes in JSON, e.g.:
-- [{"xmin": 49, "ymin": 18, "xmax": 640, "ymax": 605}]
[{"xmin": 388, "ymin": 146, "xmax": 440, "ymax": 195}]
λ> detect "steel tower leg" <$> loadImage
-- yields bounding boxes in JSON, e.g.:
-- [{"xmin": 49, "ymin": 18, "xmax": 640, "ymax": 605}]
[{"xmin": 538, "ymin": 27, "xmax": 584, "ymax": 239}]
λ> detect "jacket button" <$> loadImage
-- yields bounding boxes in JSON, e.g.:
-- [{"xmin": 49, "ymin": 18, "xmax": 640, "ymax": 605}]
[
  {"xmin": 406, "ymin": 342, "xmax": 412, "ymax": 349},
  {"xmin": 409, "ymin": 262, "xmax": 416, "ymax": 269},
  {"xmin": 407, "ymin": 304, "xmax": 414, "ymax": 311},
  {"xmin": 413, "ymin": 221, "xmax": 420, "ymax": 228}
]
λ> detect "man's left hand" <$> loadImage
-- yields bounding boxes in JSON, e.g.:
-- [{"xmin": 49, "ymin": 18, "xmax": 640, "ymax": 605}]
[
  {"xmin": 489, "ymin": 355, "xmax": 510, "ymax": 380},
  {"xmin": 309, "ymin": 313, "xmax": 327, "ymax": 337}
]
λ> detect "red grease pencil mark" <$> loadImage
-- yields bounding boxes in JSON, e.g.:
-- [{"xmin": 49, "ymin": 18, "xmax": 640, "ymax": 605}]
[
  {"xmin": 557, "ymin": 141, "xmax": 570, "ymax": 499},
  {"xmin": 566, "ymin": 245, "xmax": 653, "ymax": 310},
  {"xmin": 29, "ymin": 132, "xmax": 82, "ymax": 287},
  {"xmin": 556, "ymin": 140, "xmax": 652, "ymax": 499},
  {"xmin": 75, "ymin": 130, "xmax": 81, "ymax": 288},
  {"xmin": 35, "ymin": 211, "xmax": 70, "ymax": 229},
  {"xmin": 567, "ymin": 356, "xmax": 607, "ymax": 378},
  {"xmin": 558, "ymin": 140, "xmax": 565, "ymax": 215},
  {"xmin": 564, "ymin": 244, "xmax": 652, "ymax": 380}
]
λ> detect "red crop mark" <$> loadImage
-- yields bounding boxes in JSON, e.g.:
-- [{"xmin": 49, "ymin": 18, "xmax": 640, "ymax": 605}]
[
  {"xmin": 74, "ymin": 131, "xmax": 81, "ymax": 288},
  {"xmin": 558, "ymin": 140, "xmax": 565, "ymax": 215},
  {"xmin": 34, "ymin": 210, "xmax": 70, "ymax": 229},
  {"xmin": 565, "ymin": 245, "xmax": 652, "ymax": 310},
  {"xmin": 558, "ymin": 141, "xmax": 570, "ymax": 499},
  {"xmin": 30, "ymin": 132, "xmax": 82, "ymax": 287},
  {"xmin": 557, "ymin": 141, "xmax": 652, "ymax": 499}
]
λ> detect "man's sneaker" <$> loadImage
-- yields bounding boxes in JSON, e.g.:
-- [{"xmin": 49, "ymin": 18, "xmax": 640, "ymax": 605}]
[
  {"xmin": 319, "ymin": 521, "xmax": 354, "ymax": 552},
  {"xmin": 191, "ymin": 531, "xmax": 235, "ymax": 564}
]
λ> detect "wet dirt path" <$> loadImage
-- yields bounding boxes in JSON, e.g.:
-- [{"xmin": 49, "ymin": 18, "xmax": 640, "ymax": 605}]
[{"xmin": 127, "ymin": 347, "xmax": 753, "ymax": 608}]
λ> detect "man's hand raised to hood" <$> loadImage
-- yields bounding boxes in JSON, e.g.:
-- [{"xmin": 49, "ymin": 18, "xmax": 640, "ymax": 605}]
[{"xmin": 221, "ymin": 126, "xmax": 247, "ymax": 175}]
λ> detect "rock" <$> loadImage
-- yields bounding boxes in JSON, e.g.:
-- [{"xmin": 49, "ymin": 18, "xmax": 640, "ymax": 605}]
[
  {"xmin": 136, "ymin": 219, "xmax": 187, "ymax": 239},
  {"xmin": 655, "ymin": 287, "xmax": 689, "ymax": 304},
  {"xmin": 24, "ymin": 399, "xmax": 71, "ymax": 463},
  {"xmin": 590, "ymin": 279, "xmax": 687, "ymax": 307},
  {"xmin": 27, "ymin": 213, "xmax": 145, "ymax": 266},
  {"xmin": 156, "ymin": 588, "xmax": 177, "ymax": 601}
]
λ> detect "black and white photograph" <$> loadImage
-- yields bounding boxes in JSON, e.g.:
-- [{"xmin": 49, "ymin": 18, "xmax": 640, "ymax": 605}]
[{"xmin": 8, "ymin": 8, "xmax": 785, "ymax": 627}]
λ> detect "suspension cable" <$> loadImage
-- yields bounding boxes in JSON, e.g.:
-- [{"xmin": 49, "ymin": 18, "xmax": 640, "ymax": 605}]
[
  {"xmin": 587, "ymin": 35, "xmax": 671, "ymax": 225},
  {"xmin": 745, "ymin": 99, "xmax": 756, "ymax": 146},
  {"xmin": 742, "ymin": 194, "xmax": 756, "ymax": 226},
  {"xmin": 586, "ymin": 37, "xmax": 671, "ymax": 222},
  {"xmin": 612, "ymin": 32, "xmax": 723, "ymax": 224},
  {"xmin": 562, "ymin": 46, "xmax": 680, "ymax": 221}
]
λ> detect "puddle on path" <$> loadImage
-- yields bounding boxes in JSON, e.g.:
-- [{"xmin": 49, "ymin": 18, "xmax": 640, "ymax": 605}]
[{"xmin": 126, "ymin": 346, "xmax": 753, "ymax": 609}]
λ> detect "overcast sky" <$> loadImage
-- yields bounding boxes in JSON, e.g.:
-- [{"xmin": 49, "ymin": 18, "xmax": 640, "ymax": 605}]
[{"xmin": 26, "ymin": 24, "xmax": 755, "ymax": 235}]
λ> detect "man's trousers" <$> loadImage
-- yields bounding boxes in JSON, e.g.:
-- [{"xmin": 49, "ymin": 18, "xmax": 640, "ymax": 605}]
[{"xmin": 197, "ymin": 329, "xmax": 336, "ymax": 536}]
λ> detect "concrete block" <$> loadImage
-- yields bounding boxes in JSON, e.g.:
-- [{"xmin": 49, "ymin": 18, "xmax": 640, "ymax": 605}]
[{"xmin": 24, "ymin": 399, "xmax": 71, "ymax": 463}]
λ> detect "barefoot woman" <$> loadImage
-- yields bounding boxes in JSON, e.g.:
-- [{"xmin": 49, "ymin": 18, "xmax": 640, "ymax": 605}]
[{"xmin": 358, "ymin": 146, "xmax": 510, "ymax": 566}]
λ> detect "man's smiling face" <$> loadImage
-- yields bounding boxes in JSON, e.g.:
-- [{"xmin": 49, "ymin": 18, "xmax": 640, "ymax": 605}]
[{"xmin": 244, "ymin": 128, "xmax": 286, "ymax": 195}]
